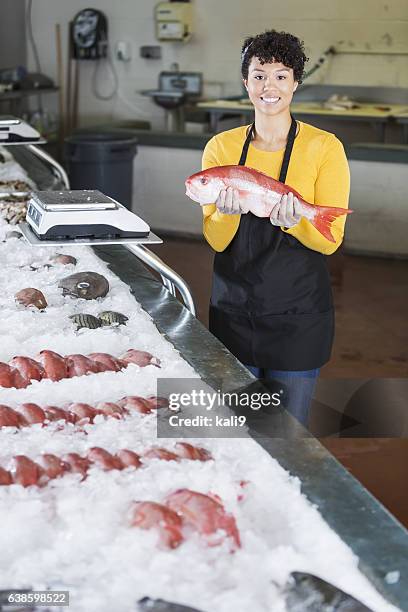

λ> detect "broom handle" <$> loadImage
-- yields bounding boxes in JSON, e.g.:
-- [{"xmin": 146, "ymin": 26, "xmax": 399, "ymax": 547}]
[
  {"xmin": 55, "ymin": 23, "xmax": 64, "ymax": 153},
  {"xmin": 73, "ymin": 59, "xmax": 80, "ymax": 130},
  {"xmin": 66, "ymin": 21, "xmax": 73, "ymax": 134}
]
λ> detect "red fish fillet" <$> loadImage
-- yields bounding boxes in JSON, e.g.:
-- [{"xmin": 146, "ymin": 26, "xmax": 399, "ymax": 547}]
[
  {"xmin": 87, "ymin": 447, "xmax": 124, "ymax": 471},
  {"xmin": 174, "ymin": 442, "xmax": 213, "ymax": 461},
  {"xmin": 87, "ymin": 352, "xmax": 126, "ymax": 372},
  {"xmin": 9, "ymin": 356, "xmax": 45, "ymax": 382},
  {"xmin": 165, "ymin": 488, "xmax": 241, "ymax": 550},
  {"xmin": 37, "ymin": 454, "xmax": 70, "ymax": 480},
  {"xmin": 17, "ymin": 403, "xmax": 46, "ymax": 425},
  {"xmin": 185, "ymin": 165, "xmax": 352, "ymax": 243},
  {"xmin": 145, "ymin": 395, "xmax": 169, "ymax": 410},
  {"xmin": 68, "ymin": 403, "xmax": 98, "ymax": 422},
  {"xmin": 43, "ymin": 405, "xmax": 74, "ymax": 423},
  {"xmin": 129, "ymin": 501, "xmax": 184, "ymax": 549},
  {"xmin": 36, "ymin": 350, "xmax": 68, "ymax": 381},
  {"xmin": 0, "ymin": 467, "xmax": 12, "ymax": 486},
  {"xmin": 143, "ymin": 447, "xmax": 180, "ymax": 462},
  {"xmin": 0, "ymin": 405, "xmax": 25, "ymax": 427},
  {"xmin": 95, "ymin": 401, "xmax": 125, "ymax": 418},
  {"xmin": 116, "ymin": 449, "xmax": 142, "ymax": 469},
  {"xmin": 121, "ymin": 349, "xmax": 161, "ymax": 368},
  {"xmin": 62, "ymin": 453, "xmax": 91, "ymax": 478},
  {"xmin": 118, "ymin": 396, "xmax": 153, "ymax": 414},
  {"xmin": 0, "ymin": 363, "xmax": 28, "ymax": 389},
  {"xmin": 66, "ymin": 354, "xmax": 101, "ymax": 377},
  {"xmin": 12, "ymin": 456, "xmax": 44, "ymax": 487}
]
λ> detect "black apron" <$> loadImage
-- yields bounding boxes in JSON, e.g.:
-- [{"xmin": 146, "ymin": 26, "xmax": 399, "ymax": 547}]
[{"xmin": 209, "ymin": 116, "xmax": 334, "ymax": 370}]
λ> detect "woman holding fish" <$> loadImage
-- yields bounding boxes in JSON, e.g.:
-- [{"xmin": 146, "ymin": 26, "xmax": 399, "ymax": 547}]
[{"xmin": 185, "ymin": 30, "xmax": 351, "ymax": 427}]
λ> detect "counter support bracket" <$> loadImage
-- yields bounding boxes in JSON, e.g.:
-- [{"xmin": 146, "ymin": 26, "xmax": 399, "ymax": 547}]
[
  {"xmin": 125, "ymin": 243, "xmax": 196, "ymax": 316},
  {"xmin": 26, "ymin": 144, "xmax": 70, "ymax": 190}
]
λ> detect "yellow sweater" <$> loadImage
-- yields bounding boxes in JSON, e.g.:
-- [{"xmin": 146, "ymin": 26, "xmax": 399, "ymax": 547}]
[{"xmin": 201, "ymin": 121, "xmax": 350, "ymax": 255}]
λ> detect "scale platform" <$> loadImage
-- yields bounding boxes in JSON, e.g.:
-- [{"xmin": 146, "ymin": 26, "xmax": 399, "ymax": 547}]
[
  {"xmin": 19, "ymin": 221, "xmax": 162, "ymax": 246},
  {"xmin": 0, "ymin": 139, "xmax": 46, "ymax": 146}
]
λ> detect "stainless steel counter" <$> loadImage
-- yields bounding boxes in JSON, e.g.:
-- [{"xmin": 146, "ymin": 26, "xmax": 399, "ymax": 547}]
[
  {"xmin": 74, "ymin": 126, "xmax": 408, "ymax": 163},
  {"xmin": 94, "ymin": 244, "xmax": 408, "ymax": 612}
]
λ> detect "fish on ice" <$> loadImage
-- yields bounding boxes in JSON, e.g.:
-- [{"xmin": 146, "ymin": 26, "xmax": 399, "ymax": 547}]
[{"xmin": 185, "ymin": 165, "xmax": 352, "ymax": 243}]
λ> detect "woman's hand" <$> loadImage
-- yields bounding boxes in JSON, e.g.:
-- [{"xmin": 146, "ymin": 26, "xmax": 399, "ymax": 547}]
[
  {"xmin": 215, "ymin": 187, "xmax": 249, "ymax": 214},
  {"xmin": 269, "ymin": 192, "xmax": 302, "ymax": 228}
]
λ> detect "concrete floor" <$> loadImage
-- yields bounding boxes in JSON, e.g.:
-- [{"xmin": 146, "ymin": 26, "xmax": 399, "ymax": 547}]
[{"xmin": 150, "ymin": 237, "xmax": 408, "ymax": 528}]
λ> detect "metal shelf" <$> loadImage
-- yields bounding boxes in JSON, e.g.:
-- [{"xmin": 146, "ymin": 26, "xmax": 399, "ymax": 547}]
[{"xmin": 0, "ymin": 87, "xmax": 58, "ymax": 102}]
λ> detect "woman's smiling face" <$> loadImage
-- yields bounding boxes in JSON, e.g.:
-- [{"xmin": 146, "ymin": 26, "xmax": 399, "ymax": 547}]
[{"xmin": 243, "ymin": 57, "xmax": 298, "ymax": 116}]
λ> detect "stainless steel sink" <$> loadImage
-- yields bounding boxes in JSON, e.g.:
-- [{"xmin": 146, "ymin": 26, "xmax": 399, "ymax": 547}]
[
  {"xmin": 142, "ymin": 69, "xmax": 202, "ymax": 130},
  {"xmin": 143, "ymin": 89, "xmax": 186, "ymax": 110}
]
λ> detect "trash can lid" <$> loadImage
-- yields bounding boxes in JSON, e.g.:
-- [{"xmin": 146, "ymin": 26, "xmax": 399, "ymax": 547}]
[{"xmin": 65, "ymin": 131, "xmax": 138, "ymax": 146}]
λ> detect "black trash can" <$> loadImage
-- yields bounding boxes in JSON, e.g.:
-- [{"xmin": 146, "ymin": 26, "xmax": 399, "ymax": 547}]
[{"xmin": 64, "ymin": 132, "xmax": 137, "ymax": 209}]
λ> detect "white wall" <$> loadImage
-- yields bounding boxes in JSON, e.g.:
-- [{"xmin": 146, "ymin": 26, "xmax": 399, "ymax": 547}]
[
  {"xmin": 27, "ymin": 0, "xmax": 408, "ymax": 129},
  {"xmin": 132, "ymin": 146, "xmax": 203, "ymax": 235},
  {"xmin": 345, "ymin": 159, "xmax": 408, "ymax": 257},
  {"xmin": 0, "ymin": 0, "xmax": 26, "ymax": 69}
]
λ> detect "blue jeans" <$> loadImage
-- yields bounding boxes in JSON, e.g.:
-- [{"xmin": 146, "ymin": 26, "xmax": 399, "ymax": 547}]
[{"xmin": 245, "ymin": 366, "xmax": 320, "ymax": 428}]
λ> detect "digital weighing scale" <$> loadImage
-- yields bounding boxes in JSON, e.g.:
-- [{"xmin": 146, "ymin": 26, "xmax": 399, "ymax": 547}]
[
  {"xmin": 25, "ymin": 190, "xmax": 151, "ymax": 241},
  {"xmin": 0, "ymin": 116, "xmax": 45, "ymax": 144},
  {"xmin": 0, "ymin": 115, "xmax": 69, "ymax": 193}
]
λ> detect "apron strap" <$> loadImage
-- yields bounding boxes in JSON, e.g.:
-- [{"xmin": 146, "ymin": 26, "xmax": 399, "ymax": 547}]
[
  {"xmin": 276, "ymin": 116, "xmax": 297, "ymax": 248},
  {"xmin": 279, "ymin": 115, "xmax": 297, "ymax": 183},
  {"xmin": 238, "ymin": 124, "xmax": 254, "ymax": 166},
  {"xmin": 238, "ymin": 114, "xmax": 297, "ymax": 183}
]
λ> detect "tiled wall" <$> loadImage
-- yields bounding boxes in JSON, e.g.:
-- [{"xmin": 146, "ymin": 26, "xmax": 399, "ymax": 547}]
[{"xmin": 28, "ymin": 0, "xmax": 408, "ymax": 128}]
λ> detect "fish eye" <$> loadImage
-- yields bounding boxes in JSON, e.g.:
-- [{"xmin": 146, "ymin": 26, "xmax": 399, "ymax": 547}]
[{"xmin": 200, "ymin": 177, "xmax": 208, "ymax": 185}]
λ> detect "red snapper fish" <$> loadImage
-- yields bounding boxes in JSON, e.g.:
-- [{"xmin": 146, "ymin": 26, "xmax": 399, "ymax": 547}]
[{"xmin": 185, "ymin": 165, "xmax": 352, "ymax": 243}]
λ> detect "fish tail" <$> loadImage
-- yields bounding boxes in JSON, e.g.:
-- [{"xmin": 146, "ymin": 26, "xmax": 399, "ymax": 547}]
[{"xmin": 310, "ymin": 206, "xmax": 353, "ymax": 243}]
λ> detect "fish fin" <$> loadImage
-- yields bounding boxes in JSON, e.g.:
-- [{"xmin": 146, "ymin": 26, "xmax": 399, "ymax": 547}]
[{"xmin": 310, "ymin": 206, "xmax": 353, "ymax": 243}]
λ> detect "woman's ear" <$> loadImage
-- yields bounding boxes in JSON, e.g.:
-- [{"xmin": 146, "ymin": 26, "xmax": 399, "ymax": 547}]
[
  {"xmin": 293, "ymin": 81, "xmax": 299, "ymax": 93},
  {"xmin": 243, "ymin": 79, "xmax": 248, "ymax": 92}
]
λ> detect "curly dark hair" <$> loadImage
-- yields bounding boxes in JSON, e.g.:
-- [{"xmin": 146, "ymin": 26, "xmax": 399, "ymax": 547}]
[{"xmin": 241, "ymin": 30, "xmax": 308, "ymax": 83}]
